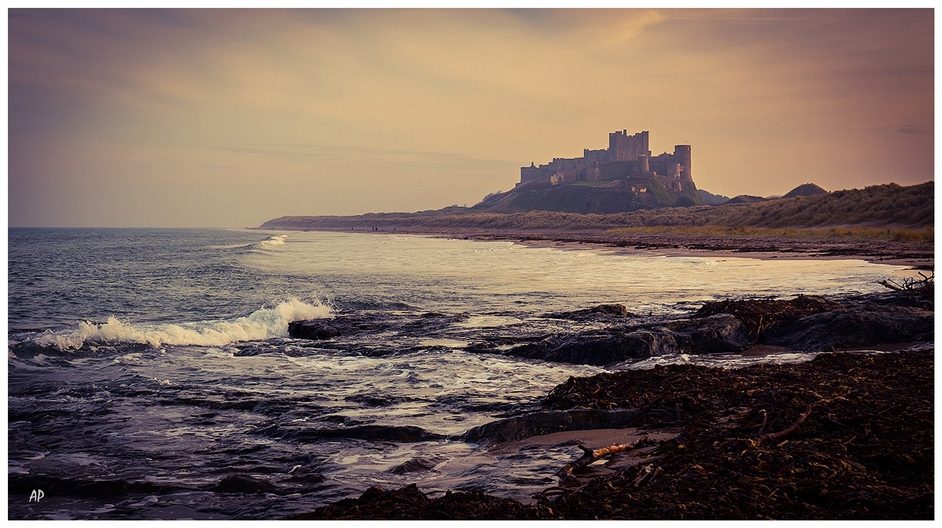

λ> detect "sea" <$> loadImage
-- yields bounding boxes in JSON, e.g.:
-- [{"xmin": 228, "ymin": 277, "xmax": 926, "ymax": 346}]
[{"xmin": 6, "ymin": 228, "xmax": 919, "ymax": 519}]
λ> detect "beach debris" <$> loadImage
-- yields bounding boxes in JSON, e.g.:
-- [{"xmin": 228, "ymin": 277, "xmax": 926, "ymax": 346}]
[
  {"xmin": 879, "ymin": 272, "xmax": 933, "ymax": 305},
  {"xmin": 538, "ymin": 349, "xmax": 934, "ymax": 519},
  {"xmin": 556, "ymin": 437, "xmax": 650, "ymax": 488},
  {"xmin": 759, "ymin": 391, "xmax": 823, "ymax": 443}
]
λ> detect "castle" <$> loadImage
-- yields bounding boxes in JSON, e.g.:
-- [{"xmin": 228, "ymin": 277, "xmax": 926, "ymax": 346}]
[{"xmin": 519, "ymin": 130, "xmax": 694, "ymax": 192}]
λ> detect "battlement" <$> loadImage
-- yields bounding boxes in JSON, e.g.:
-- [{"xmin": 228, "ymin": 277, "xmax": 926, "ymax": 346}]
[{"xmin": 520, "ymin": 130, "xmax": 693, "ymax": 191}]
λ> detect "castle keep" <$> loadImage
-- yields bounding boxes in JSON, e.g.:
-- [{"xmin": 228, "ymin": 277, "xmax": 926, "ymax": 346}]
[{"xmin": 519, "ymin": 130, "xmax": 694, "ymax": 192}]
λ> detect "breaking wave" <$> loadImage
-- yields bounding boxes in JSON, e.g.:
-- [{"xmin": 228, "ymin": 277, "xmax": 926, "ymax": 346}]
[
  {"xmin": 33, "ymin": 298, "xmax": 333, "ymax": 351},
  {"xmin": 257, "ymin": 234, "xmax": 288, "ymax": 248}
]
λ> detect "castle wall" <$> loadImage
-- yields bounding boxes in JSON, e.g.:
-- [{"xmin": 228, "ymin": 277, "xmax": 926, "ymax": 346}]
[
  {"xmin": 520, "ymin": 164, "xmax": 545, "ymax": 183},
  {"xmin": 597, "ymin": 160, "xmax": 633, "ymax": 180},
  {"xmin": 583, "ymin": 148, "xmax": 608, "ymax": 164}
]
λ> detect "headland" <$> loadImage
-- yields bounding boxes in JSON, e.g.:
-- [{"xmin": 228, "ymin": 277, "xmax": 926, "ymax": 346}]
[{"xmin": 258, "ymin": 181, "xmax": 934, "ymax": 269}]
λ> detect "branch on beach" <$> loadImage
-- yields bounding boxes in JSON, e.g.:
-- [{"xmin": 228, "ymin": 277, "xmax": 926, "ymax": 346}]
[
  {"xmin": 760, "ymin": 392, "xmax": 826, "ymax": 443},
  {"xmin": 556, "ymin": 437, "xmax": 649, "ymax": 488},
  {"xmin": 879, "ymin": 272, "xmax": 934, "ymax": 293}
]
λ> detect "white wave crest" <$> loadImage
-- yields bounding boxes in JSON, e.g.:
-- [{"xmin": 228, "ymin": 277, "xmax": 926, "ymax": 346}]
[
  {"xmin": 257, "ymin": 234, "xmax": 288, "ymax": 248},
  {"xmin": 34, "ymin": 298, "xmax": 333, "ymax": 351}
]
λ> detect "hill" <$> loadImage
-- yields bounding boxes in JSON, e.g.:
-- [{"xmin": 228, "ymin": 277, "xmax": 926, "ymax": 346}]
[
  {"xmin": 783, "ymin": 182, "xmax": 828, "ymax": 198},
  {"xmin": 698, "ymin": 189, "xmax": 730, "ymax": 205},
  {"xmin": 260, "ymin": 182, "xmax": 933, "ymax": 233},
  {"xmin": 469, "ymin": 177, "xmax": 702, "ymax": 214}
]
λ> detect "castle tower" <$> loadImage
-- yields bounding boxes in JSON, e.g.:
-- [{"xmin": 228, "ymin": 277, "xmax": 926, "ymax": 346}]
[
  {"xmin": 674, "ymin": 145, "xmax": 692, "ymax": 181},
  {"xmin": 638, "ymin": 154, "xmax": 650, "ymax": 173},
  {"xmin": 609, "ymin": 130, "xmax": 650, "ymax": 161}
]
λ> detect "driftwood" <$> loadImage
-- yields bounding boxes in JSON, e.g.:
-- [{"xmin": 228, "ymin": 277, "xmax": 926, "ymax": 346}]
[
  {"xmin": 879, "ymin": 272, "xmax": 933, "ymax": 293},
  {"xmin": 761, "ymin": 392, "xmax": 826, "ymax": 443},
  {"xmin": 556, "ymin": 437, "xmax": 648, "ymax": 487}
]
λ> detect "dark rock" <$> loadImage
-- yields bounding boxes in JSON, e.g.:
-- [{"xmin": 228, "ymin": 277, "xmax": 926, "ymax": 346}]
[
  {"xmin": 288, "ymin": 483, "xmax": 534, "ymax": 520},
  {"xmin": 288, "ymin": 320, "xmax": 343, "ymax": 340},
  {"xmin": 212, "ymin": 474, "xmax": 277, "ymax": 494},
  {"xmin": 506, "ymin": 329, "xmax": 670, "ymax": 366},
  {"xmin": 667, "ymin": 313, "xmax": 753, "ymax": 354},
  {"xmin": 268, "ymin": 424, "xmax": 444, "ymax": 443},
  {"xmin": 288, "ymin": 311, "xmax": 469, "ymax": 342},
  {"xmin": 621, "ymin": 328, "xmax": 682, "ymax": 357},
  {"xmin": 591, "ymin": 304, "xmax": 632, "ymax": 316},
  {"xmin": 505, "ymin": 333, "xmax": 643, "ymax": 366},
  {"xmin": 767, "ymin": 306, "xmax": 934, "ymax": 351},
  {"xmin": 695, "ymin": 295, "xmax": 839, "ymax": 341},
  {"xmin": 546, "ymin": 303, "xmax": 635, "ymax": 320},
  {"xmin": 460, "ymin": 409, "xmax": 643, "ymax": 444},
  {"xmin": 388, "ymin": 457, "xmax": 440, "ymax": 475},
  {"xmin": 504, "ymin": 315, "xmax": 749, "ymax": 367}
]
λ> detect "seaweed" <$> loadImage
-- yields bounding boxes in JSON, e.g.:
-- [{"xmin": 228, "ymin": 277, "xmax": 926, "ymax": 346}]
[{"xmin": 294, "ymin": 349, "xmax": 933, "ymax": 520}]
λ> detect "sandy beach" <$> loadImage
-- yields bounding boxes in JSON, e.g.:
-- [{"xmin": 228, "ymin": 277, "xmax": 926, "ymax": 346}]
[
  {"xmin": 447, "ymin": 228, "xmax": 934, "ymax": 269},
  {"xmin": 260, "ymin": 223, "xmax": 933, "ymax": 270}
]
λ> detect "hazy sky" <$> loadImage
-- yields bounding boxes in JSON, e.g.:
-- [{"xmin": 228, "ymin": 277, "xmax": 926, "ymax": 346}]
[{"xmin": 8, "ymin": 8, "xmax": 935, "ymax": 227}]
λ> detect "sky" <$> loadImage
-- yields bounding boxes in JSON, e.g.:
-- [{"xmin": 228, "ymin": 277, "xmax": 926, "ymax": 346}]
[{"xmin": 7, "ymin": 8, "xmax": 935, "ymax": 228}]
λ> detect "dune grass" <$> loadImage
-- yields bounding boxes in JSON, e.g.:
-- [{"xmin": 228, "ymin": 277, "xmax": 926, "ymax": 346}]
[
  {"xmin": 260, "ymin": 182, "xmax": 934, "ymax": 236},
  {"xmin": 603, "ymin": 225, "xmax": 934, "ymax": 243}
]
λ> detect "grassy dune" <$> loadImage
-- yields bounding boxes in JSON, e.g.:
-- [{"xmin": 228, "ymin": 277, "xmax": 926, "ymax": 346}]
[
  {"xmin": 261, "ymin": 182, "xmax": 933, "ymax": 241},
  {"xmin": 604, "ymin": 225, "xmax": 934, "ymax": 243}
]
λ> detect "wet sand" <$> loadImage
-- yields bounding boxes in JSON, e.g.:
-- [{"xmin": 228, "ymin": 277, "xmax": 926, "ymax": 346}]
[
  {"xmin": 489, "ymin": 426, "xmax": 682, "ymax": 483},
  {"xmin": 452, "ymin": 228, "xmax": 934, "ymax": 269},
  {"xmin": 279, "ymin": 224, "xmax": 933, "ymax": 269}
]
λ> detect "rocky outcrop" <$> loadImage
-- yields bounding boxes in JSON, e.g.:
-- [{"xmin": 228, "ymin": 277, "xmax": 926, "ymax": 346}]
[
  {"xmin": 696, "ymin": 293, "xmax": 934, "ymax": 352},
  {"xmin": 288, "ymin": 312, "xmax": 469, "ymax": 342},
  {"xmin": 502, "ymin": 313, "xmax": 752, "ymax": 366},
  {"xmin": 544, "ymin": 303, "xmax": 635, "ymax": 320},
  {"xmin": 766, "ymin": 305, "xmax": 934, "ymax": 351},
  {"xmin": 286, "ymin": 291, "xmax": 932, "ymax": 369}
]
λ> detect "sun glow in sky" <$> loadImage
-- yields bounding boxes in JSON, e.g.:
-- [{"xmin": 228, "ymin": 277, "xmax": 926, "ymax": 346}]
[{"xmin": 8, "ymin": 8, "xmax": 935, "ymax": 227}]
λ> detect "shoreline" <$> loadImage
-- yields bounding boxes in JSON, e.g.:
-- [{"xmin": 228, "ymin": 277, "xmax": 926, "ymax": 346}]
[
  {"xmin": 291, "ymin": 347, "xmax": 934, "ymax": 520},
  {"xmin": 283, "ymin": 286, "xmax": 933, "ymax": 519},
  {"xmin": 446, "ymin": 229, "xmax": 934, "ymax": 269},
  {"xmin": 495, "ymin": 235, "xmax": 932, "ymax": 268},
  {"xmin": 278, "ymin": 261, "xmax": 934, "ymax": 520},
  {"xmin": 257, "ymin": 225, "xmax": 934, "ymax": 269}
]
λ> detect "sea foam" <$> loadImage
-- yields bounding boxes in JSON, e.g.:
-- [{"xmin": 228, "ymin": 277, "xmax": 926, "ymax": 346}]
[
  {"xmin": 34, "ymin": 298, "xmax": 333, "ymax": 351},
  {"xmin": 257, "ymin": 234, "xmax": 288, "ymax": 248}
]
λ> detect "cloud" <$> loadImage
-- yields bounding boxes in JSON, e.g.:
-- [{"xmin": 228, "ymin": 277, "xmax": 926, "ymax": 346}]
[
  {"xmin": 7, "ymin": 8, "xmax": 934, "ymax": 227},
  {"xmin": 896, "ymin": 125, "xmax": 925, "ymax": 135}
]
